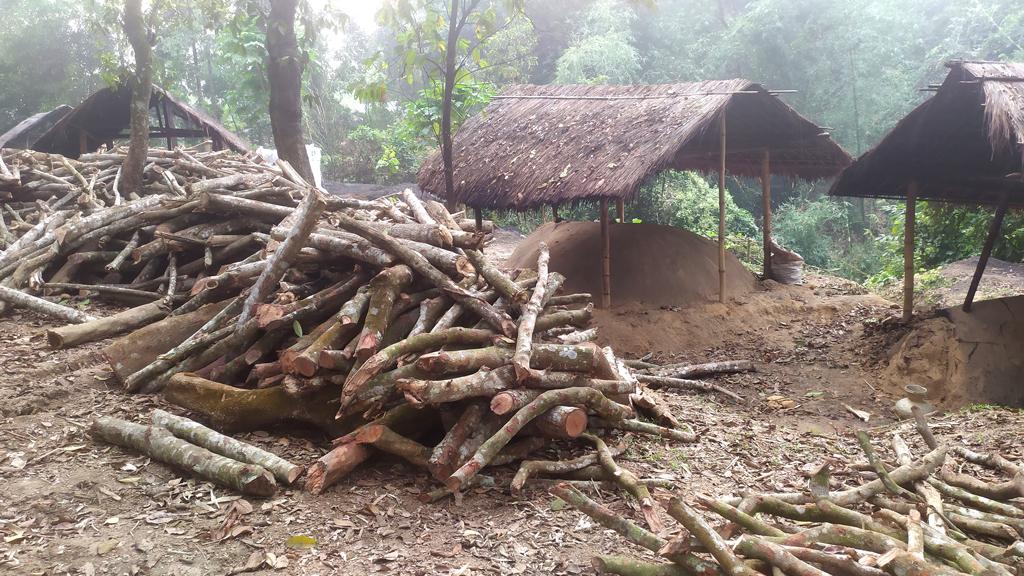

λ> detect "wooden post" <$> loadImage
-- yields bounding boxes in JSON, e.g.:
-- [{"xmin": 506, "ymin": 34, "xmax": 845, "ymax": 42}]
[
  {"xmin": 163, "ymin": 98, "xmax": 177, "ymax": 150},
  {"xmin": 616, "ymin": 199, "xmax": 625, "ymax": 223},
  {"xmin": 600, "ymin": 198, "xmax": 611, "ymax": 309},
  {"xmin": 78, "ymin": 130, "xmax": 88, "ymax": 155},
  {"xmin": 902, "ymin": 181, "xmax": 918, "ymax": 322},
  {"xmin": 474, "ymin": 207, "xmax": 483, "ymax": 232},
  {"xmin": 761, "ymin": 150, "xmax": 772, "ymax": 280},
  {"xmin": 552, "ymin": 204, "xmax": 559, "ymax": 223},
  {"xmin": 963, "ymin": 197, "xmax": 1008, "ymax": 312},
  {"xmin": 718, "ymin": 113, "xmax": 727, "ymax": 303}
]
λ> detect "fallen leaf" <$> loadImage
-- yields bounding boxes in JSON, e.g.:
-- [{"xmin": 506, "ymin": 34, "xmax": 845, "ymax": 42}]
[
  {"xmin": 265, "ymin": 552, "xmax": 289, "ymax": 569},
  {"xmin": 95, "ymin": 539, "xmax": 120, "ymax": 555},
  {"xmin": 285, "ymin": 534, "xmax": 317, "ymax": 550}
]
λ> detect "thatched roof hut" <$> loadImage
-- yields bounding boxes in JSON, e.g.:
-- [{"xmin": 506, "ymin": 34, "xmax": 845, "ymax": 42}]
[
  {"xmin": 830, "ymin": 61, "xmax": 1024, "ymax": 316},
  {"xmin": 32, "ymin": 84, "xmax": 248, "ymax": 158},
  {"xmin": 0, "ymin": 105, "xmax": 73, "ymax": 150},
  {"xmin": 417, "ymin": 81, "xmax": 851, "ymax": 209},
  {"xmin": 830, "ymin": 61, "xmax": 1024, "ymax": 208}
]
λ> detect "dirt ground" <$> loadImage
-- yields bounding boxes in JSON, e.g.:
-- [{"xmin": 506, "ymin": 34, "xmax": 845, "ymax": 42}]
[{"xmin": 1, "ymin": 236, "xmax": 1020, "ymax": 576}]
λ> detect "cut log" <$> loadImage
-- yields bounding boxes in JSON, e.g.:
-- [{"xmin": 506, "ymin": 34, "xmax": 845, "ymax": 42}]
[
  {"xmin": 353, "ymin": 265, "xmax": 413, "ymax": 361},
  {"xmin": 448, "ymin": 387, "xmax": 633, "ymax": 490},
  {"xmin": 585, "ymin": 433, "xmax": 663, "ymax": 533},
  {"xmin": 513, "ymin": 242, "xmax": 550, "ymax": 382},
  {"xmin": 163, "ymin": 372, "xmax": 347, "ymax": 435},
  {"xmin": 354, "ymin": 425, "xmax": 431, "ymax": 468},
  {"xmin": 399, "ymin": 365, "xmax": 517, "ymax": 406},
  {"xmin": 637, "ymin": 374, "xmax": 743, "ymax": 402},
  {"xmin": 235, "ymin": 187, "xmax": 325, "ymax": 329},
  {"xmin": 428, "ymin": 402, "xmax": 486, "ymax": 481},
  {"xmin": 648, "ymin": 359, "xmax": 755, "ymax": 378},
  {"xmin": 523, "ymin": 406, "xmax": 588, "ymax": 439},
  {"xmin": 306, "ymin": 442, "xmax": 371, "ymax": 495},
  {"xmin": 91, "ymin": 416, "xmax": 276, "ymax": 497},
  {"xmin": 0, "ymin": 285, "xmax": 97, "ymax": 323},
  {"xmin": 47, "ymin": 300, "xmax": 167, "ymax": 349},
  {"xmin": 151, "ymin": 409, "xmax": 301, "ymax": 484}
]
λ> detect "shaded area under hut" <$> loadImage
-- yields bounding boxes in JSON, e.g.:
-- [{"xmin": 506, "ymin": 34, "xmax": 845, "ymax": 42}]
[
  {"xmin": 30, "ymin": 84, "xmax": 248, "ymax": 158},
  {"xmin": 0, "ymin": 105, "xmax": 74, "ymax": 150},
  {"xmin": 831, "ymin": 60, "xmax": 1024, "ymax": 317},
  {"xmin": 418, "ymin": 81, "xmax": 851, "ymax": 307}
]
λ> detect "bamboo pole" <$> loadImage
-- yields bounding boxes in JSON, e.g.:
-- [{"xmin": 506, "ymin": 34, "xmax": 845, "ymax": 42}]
[
  {"xmin": 903, "ymin": 181, "xmax": 918, "ymax": 322},
  {"xmin": 963, "ymin": 196, "xmax": 1008, "ymax": 312},
  {"xmin": 718, "ymin": 113, "xmax": 727, "ymax": 303},
  {"xmin": 600, "ymin": 198, "xmax": 611, "ymax": 308},
  {"xmin": 761, "ymin": 149, "xmax": 772, "ymax": 279}
]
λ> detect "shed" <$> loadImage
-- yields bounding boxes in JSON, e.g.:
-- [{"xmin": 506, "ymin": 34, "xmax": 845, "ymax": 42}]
[
  {"xmin": 830, "ymin": 61, "xmax": 1024, "ymax": 315},
  {"xmin": 0, "ymin": 105, "xmax": 73, "ymax": 150},
  {"xmin": 418, "ymin": 81, "xmax": 851, "ymax": 306},
  {"xmin": 32, "ymin": 84, "xmax": 248, "ymax": 158}
]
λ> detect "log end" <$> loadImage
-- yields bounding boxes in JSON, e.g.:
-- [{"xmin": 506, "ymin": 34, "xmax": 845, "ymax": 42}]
[
  {"xmin": 490, "ymin": 393, "xmax": 516, "ymax": 416},
  {"xmin": 562, "ymin": 409, "xmax": 588, "ymax": 438},
  {"xmin": 291, "ymin": 355, "xmax": 318, "ymax": 378},
  {"xmin": 354, "ymin": 424, "xmax": 387, "ymax": 445},
  {"xmin": 241, "ymin": 467, "xmax": 278, "ymax": 498},
  {"xmin": 45, "ymin": 329, "xmax": 66, "ymax": 349}
]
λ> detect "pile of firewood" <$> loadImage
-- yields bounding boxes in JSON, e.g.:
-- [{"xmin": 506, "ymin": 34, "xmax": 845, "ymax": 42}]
[
  {"xmin": 1, "ymin": 145, "xmax": 706, "ymax": 501},
  {"xmin": 558, "ymin": 409, "xmax": 1024, "ymax": 576}
]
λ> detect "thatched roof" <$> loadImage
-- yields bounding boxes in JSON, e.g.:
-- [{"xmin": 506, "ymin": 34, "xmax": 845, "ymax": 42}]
[
  {"xmin": 830, "ymin": 61, "xmax": 1024, "ymax": 208},
  {"xmin": 0, "ymin": 105, "xmax": 73, "ymax": 150},
  {"xmin": 32, "ymin": 84, "xmax": 248, "ymax": 158},
  {"xmin": 417, "ymin": 81, "xmax": 851, "ymax": 209}
]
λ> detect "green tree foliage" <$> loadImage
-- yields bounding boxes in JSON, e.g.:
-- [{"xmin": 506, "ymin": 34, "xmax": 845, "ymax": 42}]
[
  {"xmin": 0, "ymin": 1, "xmax": 105, "ymax": 131},
  {"xmin": 636, "ymin": 171, "xmax": 756, "ymax": 238},
  {"xmin": 554, "ymin": 0, "xmax": 640, "ymax": 84}
]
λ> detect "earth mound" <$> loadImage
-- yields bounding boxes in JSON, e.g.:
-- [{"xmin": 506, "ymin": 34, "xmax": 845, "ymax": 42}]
[
  {"xmin": 507, "ymin": 221, "xmax": 757, "ymax": 308},
  {"xmin": 883, "ymin": 295, "xmax": 1024, "ymax": 408}
]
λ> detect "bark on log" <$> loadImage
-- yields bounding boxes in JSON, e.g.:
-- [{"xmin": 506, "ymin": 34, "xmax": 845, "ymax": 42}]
[
  {"xmin": 47, "ymin": 299, "xmax": 167, "ymax": 348},
  {"xmin": 332, "ymin": 212, "xmax": 515, "ymax": 336},
  {"xmin": 592, "ymin": 556, "xmax": 688, "ymax": 576},
  {"xmin": 400, "ymin": 365, "xmax": 517, "ymax": 406},
  {"xmin": 164, "ymin": 372, "xmax": 346, "ymax": 435},
  {"xmin": 647, "ymin": 359, "xmax": 755, "ymax": 379},
  {"xmin": 345, "ymin": 327, "xmax": 497, "ymax": 407},
  {"xmin": 353, "ymin": 265, "xmax": 413, "ymax": 362},
  {"xmin": 0, "ymin": 285, "xmax": 97, "ymax": 323},
  {"xmin": 591, "ymin": 418, "xmax": 696, "ymax": 443},
  {"xmin": 448, "ymin": 387, "xmax": 632, "ymax": 490},
  {"xmin": 523, "ymin": 406, "xmax": 588, "ymax": 439},
  {"xmin": 734, "ymin": 536, "xmax": 827, "ymax": 576},
  {"xmin": 513, "ymin": 242, "xmax": 550, "ymax": 382},
  {"xmin": 306, "ymin": 442, "xmax": 370, "ymax": 495},
  {"xmin": 91, "ymin": 416, "xmax": 276, "ymax": 497},
  {"xmin": 491, "ymin": 389, "xmax": 543, "ymax": 415},
  {"xmin": 631, "ymin": 388, "xmax": 681, "ymax": 429},
  {"xmin": 666, "ymin": 497, "xmax": 754, "ymax": 576},
  {"xmin": 464, "ymin": 249, "xmax": 528, "ymax": 308},
  {"xmin": 151, "ymin": 409, "xmax": 301, "ymax": 484},
  {"xmin": 585, "ymin": 433, "xmax": 663, "ymax": 532},
  {"xmin": 637, "ymin": 374, "xmax": 743, "ymax": 403},
  {"xmin": 235, "ymin": 188, "xmax": 325, "ymax": 329},
  {"xmin": 549, "ymin": 483, "xmax": 722, "ymax": 576},
  {"xmin": 428, "ymin": 402, "xmax": 486, "ymax": 481},
  {"xmin": 354, "ymin": 424, "xmax": 431, "ymax": 468},
  {"xmin": 511, "ymin": 442, "xmax": 625, "ymax": 494}
]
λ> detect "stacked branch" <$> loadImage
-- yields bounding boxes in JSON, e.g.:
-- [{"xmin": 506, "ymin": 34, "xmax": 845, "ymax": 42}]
[
  {"xmin": 9, "ymin": 155, "xmax": 703, "ymax": 499},
  {"xmin": 561, "ymin": 412, "xmax": 1024, "ymax": 576}
]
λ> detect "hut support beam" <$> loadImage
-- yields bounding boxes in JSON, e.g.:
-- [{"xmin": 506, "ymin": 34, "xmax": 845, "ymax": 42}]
[
  {"xmin": 902, "ymin": 181, "xmax": 918, "ymax": 322},
  {"xmin": 616, "ymin": 199, "xmax": 625, "ymax": 223},
  {"xmin": 474, "ymin": 207, "xmax": 483, "ymax": 233},
  {"xmin": 163, "ymin": 98, "xmax": 177, "ymax": 150},
  {"xmin": 552, "ymin": 204, "xmax": 559, "ymax": 223},
  {"xmin": 963, "ymin": 196, "xmax": 1008, "ymax": 312},
  {"xmin": 600, "ymin": 198, "xmax": 611, "ymax": 309},
  {"xmin": 761, "ymin": 150, "xmax": 772, "ymax": 279},
  {"xmin": 718, "ymin": 113, "xmax": 727, "ymax": 303}
]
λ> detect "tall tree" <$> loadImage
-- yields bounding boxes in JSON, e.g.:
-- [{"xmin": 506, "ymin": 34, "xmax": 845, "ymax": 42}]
[
  {"xmin": 266, "ymin": 0, "xmax": 314, "ymax": 183},
  {"xmin": 372, "ymin": 0, "xmax": 527, "ymax": 208},
  {"xmin": 121, "ymin": 0, "xmax": 154, "ymax": 195}
]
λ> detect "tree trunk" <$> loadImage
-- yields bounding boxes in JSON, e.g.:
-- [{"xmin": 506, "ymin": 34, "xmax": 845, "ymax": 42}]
[
  {"xmin": 266, "ymin": 0, "xmax": 314, "ymax": 184},
  {"xmin": 121, "ymin": 0, "xmax": 153, "ymax": 195},
  {"xmin": 439, "ymin": 0, "xmax": 460, "ymax": 210}
]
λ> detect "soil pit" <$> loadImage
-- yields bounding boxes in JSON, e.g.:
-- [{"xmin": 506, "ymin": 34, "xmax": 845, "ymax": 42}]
[
  {"xmin": 883, "ymin": 294, "xmax": 1024, "ymax": 407},
  {"xmin": 507, "ymin": 221, "xmax": 757, "ymax": 307}
]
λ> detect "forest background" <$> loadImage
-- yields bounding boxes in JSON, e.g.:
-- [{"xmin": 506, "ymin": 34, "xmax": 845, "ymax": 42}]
[{"xmin": 2, "ymin": 0, "xmax": 1022, "ymax": 288}]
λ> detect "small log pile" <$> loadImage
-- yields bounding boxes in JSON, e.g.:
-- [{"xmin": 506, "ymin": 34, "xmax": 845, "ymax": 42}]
[
  {"xmin": 558, "ymin": 409, "xmax": 1024, "ymax": 576},
  {"xmin": 4, "ymin": 146, "xmax": 702, "ymax": 498}
]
